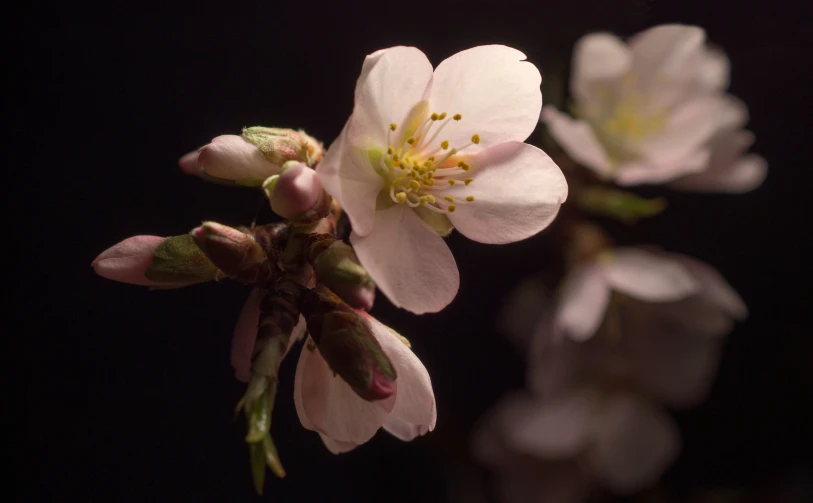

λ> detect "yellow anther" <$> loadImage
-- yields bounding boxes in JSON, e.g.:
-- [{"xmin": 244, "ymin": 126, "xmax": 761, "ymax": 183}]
[
  {"xmin": 395, "ymin": 192, "xmax": 407, "ymax": 203},
  {"xmin": 431, "ymin": 112, "xmax": 439, "ymax": 120},
  {"xmin": 387, "ymin": 146, "xmax": 393, "ymax": 154},
  {"xmin": 425, "ymin": 195, "xmax": 435, "ymax": 203},
  {"xmin": 407, "ymin": 136, "xmax": 415, "ymax": 145},
  {"xmin": 464, "ymin": 178, "xmax": 473, "ymax": 185},
  {"xmin": 462, "ymin": 163, "xmax": 470, "ymax": 171},
  {"xmin": 444, "ymin": 196, "xmax": 455, "ymax": 203},
  {"xmin": 448, "ymin": 204, "xmax": 456, "ymax": 212},
  {"xmin": 441, "ymin": 140, "xmax": 449, "ymax": 150},
  {"xmin": 439, "ymin": 112, "xmax": 447, "ymax": 120},
  {"xmin": 427, "ymin": 156, "xmax": 435, "ymax": 162},
  {"xmin": 453, "ymin": 113, "xmax": 462, "ymax": 121},
  {"xmin": 471, "ymin": 134, "xmax": 480, "ymax": 144},
  {"xmin": 392, "ymin": 154, "xmax": 399, "ymax": 162},
  {"xmin": 423, "ymin": 160, "xmax": 432, "ymax": 167},
  {"xmin": 466, "ymin": 196, "xmax": 475, "ymax": 202},
  {"xmin": 426, "ymin": 179, "xmax": 435, "ymax": 186},
  {"xmin": 390, "ymin": 123, "xmax": 397, "ymax": 131},
  {"xmin": 448, "ymin": 179, "xmax": 456, "ymax": 186},
  {"xmin": 409, "ymin": 180, "xmax": 421, "ymax": 191}
]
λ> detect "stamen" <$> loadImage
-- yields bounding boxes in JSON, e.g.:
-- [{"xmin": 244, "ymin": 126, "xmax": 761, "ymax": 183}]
[
  {"xmin": 390, "ymin": 123, "xmax": 397, "ymax": 131},
  {"xmin": 406, "ymin": 136, "xmax": 415, "ymax": 145},
  {"xmin": 395, "ymin": 192, "xmax": 407, "ymax": 203},
  {"xmin": 466, "ymin": 196, "xmax": 475, "ymax": 202},
  {"xmin": 453, "ymin": 113, "xmax": 462, "ymax": 121},
  {"xmin": 438, "ymin": 112, "xmax": 447, "ymax": 120},
  {"xmin": 443, "ymin": 196, "xmax": 455, "ymax": 203},
  {"xmin": 447, "ymin": 179, "xmax": 456, "ymax": 186},
  {"xmin": 409, "ymin": 180, "xmax": 421, "ymax": 191},
  {"xmin": 387, "ymin": 146, "xmax": 394, "ymax": 154},
  {"xmin": 441, "ymin": 140, "xmax": 449, "ymax": 150},
  {"xmin": 464, "ymin": 178, "xmax": 473, "ymax": 185},
  {"xmin": 471, "ymin": 134, "xmax": 480, "ymax": 144},
  {"xmin": 430, "ymin": 113, "xmax": 439, "ymax": 121},
  {"xmin": 448, "ymin": 204, "xmax": 456, "ymax": 212}
]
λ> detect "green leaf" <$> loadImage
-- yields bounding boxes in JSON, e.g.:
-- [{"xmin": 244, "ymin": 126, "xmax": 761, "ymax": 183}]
[
  {"xmin": 576, "ymin": 186, "xmax": 667, "ymax": 223},
  {"xmin": 144, "ymin": 234, "xmax": 218, "ymax": 284}
]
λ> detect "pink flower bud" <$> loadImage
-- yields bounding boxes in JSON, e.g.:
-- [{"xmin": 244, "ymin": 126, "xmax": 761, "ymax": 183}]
[
  {"xmin": 92, "ymin": 235, "xmax": 166, "ymax": 285},
  {"xmin": 268, "ymin": 162, "xmax": 325, "ymax": 220},
  {"xmin": 182, "ymin": 135, "xmax": 280, "ymax": 181}
]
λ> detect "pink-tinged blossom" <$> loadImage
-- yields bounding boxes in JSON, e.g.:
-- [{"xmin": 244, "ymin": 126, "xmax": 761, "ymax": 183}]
[
  {"xmin": 542, "ymin": 24, "xmax": 766, "ymax": 191},
  {"xmin": 179, "ymin": 135, "xmax": 280, "ymax": 181},
  {"xmin": 531, "ymin": 249, "xmax": 746, "ymax": 408},
  {"xmin": 475, "ymin": 390, "xmax": 679, "ymax": 498},
  {"xmin": 92, "ymin": 235, "xmax": 167, "ymax": 286},
  {"xmin": 231, "ymin": 293, "xmax": 435, "ymax": 453},
  {"xmin": 317, "ymin": 45, "xmax": 568, "ymax": 314}
]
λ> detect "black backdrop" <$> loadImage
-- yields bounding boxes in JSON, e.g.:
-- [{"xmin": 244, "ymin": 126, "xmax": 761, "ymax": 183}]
[{"xmin": 10, "ymin": 0, "xmax": 813, "ymax": 501}]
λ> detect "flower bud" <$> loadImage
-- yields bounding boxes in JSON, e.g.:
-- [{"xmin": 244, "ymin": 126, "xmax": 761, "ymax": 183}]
[
  {"xmin": 181, "ymin": 135, "xmax": 280, "ymax": 183},
  {"xmin": 265, "ymin": 161, "xmax": 330, "ymax": 222},
  {"xmin": 301, "ymin": 289, "xmax": 395, "ymax": 401},
  {"xmin": 242, "ymin": 127, "xmax": 323, "ymax": 167},
  {"xmin": 93, "ymin": 234, "xmax": 218, "ymax": 287},
  {"xmin": 191, "ymin": 222, "xmax": 269, "ymax": 282},
  {"xmin": 311, "ymin": 241, "xmax": 375, "ymax": 310}
]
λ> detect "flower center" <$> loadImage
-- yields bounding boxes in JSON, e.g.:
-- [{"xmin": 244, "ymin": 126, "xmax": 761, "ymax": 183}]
[
  {"xmin": 580, "ymin": 72, "xmax": 669, "ymax": 167},
  {"xmin": 370, "ymin": 107, "xmax": 479, "ymax": 214}
]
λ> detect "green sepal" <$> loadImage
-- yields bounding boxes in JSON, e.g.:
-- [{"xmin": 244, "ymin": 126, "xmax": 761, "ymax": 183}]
[
  {"xmin": 144, "ymin": 234, "xmax": 218, "ymax": 284},
  {"xmin": 413, "ymin": 205, "xmax": 454, "ymax": 237},
  {"xmin": 263, "ymin": 434, "xmax": 286, "ymax": 478},
  {"xmin": 245, "ymin": 385, "xmax": 272, "ymax": 443},
  {"xmin": 576, "ymin": 186, "xmax": 667, "ymax": 223},
  {"xmin": 315, "ymin": 242, "xmax": 374, "ymax": 287},
  {"xmin": 249, "ymin": 441, "xmax": 266, "ymax": 495}
]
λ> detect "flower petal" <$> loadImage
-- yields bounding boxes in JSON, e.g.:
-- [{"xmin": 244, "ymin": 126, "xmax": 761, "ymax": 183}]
[
  {"xmin": 670, "ymin": 130, "xmax": 767, "ymax": 193},
  {"xmin": 554, "ymin": 264, "xmax": 611, "ymax": 342},
  {"xmin": 199, "ymin": 135, "xmax": 280, "ymax": 181},
  {"xmin": 639, "ymin": 94, "xmax": 747, "ymax": 170},
  {"xmin": 541, "ymin": 107, "xmax": 612, "ymax": 176},
  {"xmin": 605, "ymin": 248, "xmax": 699, "ymax": 302},
  {"xmin": 502, "ymin": 389, "xmax": 596, "ymax": 459},
  {"xmin": 670, "ymin": 255, "xmax": 747, "ymax": 320},
  {"xmin": 364, "ymin": 314, "xmax": 436, "ymax": 440},
  {"xmin": 316, "ymin": 122, "xmax": 382, "ymax": 236},
  {"xmin": 571, "ymin": 33, "xmax": 633, "ymax": 102},
  {"xmin": 350, "ymin": 205, "xmax": 459, "ymax": 314},
  {"xmin": 231, "ymin": 288, "xmax": 263, "ymax": 383},
  {"xmin": 429, "ymin": 45, "xmax": 542, "ymax": 151},
  {"xmin": 348, "ymin": 46, "xmax": 433, "ymax": 148},
  {"xmin": 293, "ymin": 342, "xmax": 394, "ymax": 444},
  {"xmin": 589, "ymin": 394, "xmax": 680, "ymax": 494},
  {"xmin": 92, "ymin": 235, "xmax": 166, "ymax": 286},
  {"xmin": 319, "ymin": 433, "xmax": 359, "ymax": 454},
  {"xmin": 445, "ymin": 142, "xmax": 567, "ymax": 244},
  {"xmin": 628, "ymin": 24, "xmax": 707, "ymax": 88}
]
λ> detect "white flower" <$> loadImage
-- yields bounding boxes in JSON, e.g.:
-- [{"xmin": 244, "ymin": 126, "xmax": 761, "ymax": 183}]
[
  {"xmin": 542, "ymin": 24, "xmax": 766, "ymax": 190},
  {"xmin": 317, "ymin": 45, "xmax": 568, "ymax": 314}
]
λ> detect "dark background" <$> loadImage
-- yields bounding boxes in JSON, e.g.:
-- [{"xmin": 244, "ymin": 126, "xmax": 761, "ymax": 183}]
[{"xmin": 10, "ymin": 0, "xmax": 813, "ymax": 501}]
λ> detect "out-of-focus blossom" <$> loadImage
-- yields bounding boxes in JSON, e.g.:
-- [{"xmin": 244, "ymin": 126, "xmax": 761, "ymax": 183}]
[
  {"xmin": 554, "ymin": 248, "xmax": 746, "ymax": 342},
  {"xmin": 542, "ymin": 24, "xmax": 766, "ymax": 191},
  {"xmin": 231, "ymin": 295, "xmax": 436, "ymax": 454},
  {"xmin": 474, "ymin": 389, "xmax": 679, "ymax": 499},
  {"xmin": 317, "ymin": 45, "xmax": 568, "ymax": 314},
  {"xmin": 535, "ymin": 248, "xmax": 746, "ymax": 407}
]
